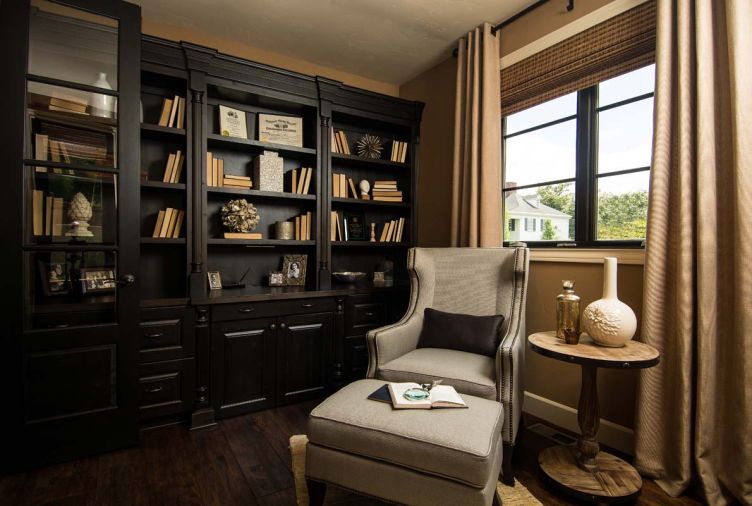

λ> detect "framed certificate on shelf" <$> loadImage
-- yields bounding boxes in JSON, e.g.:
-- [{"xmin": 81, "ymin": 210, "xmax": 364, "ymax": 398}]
[
  {"xmin": 219, "ymin": 105, "xmax": 248, "ymax": 139},
  {"xmin": 258, "ymin": 113, "xmax": 303, "ymax": 147}
]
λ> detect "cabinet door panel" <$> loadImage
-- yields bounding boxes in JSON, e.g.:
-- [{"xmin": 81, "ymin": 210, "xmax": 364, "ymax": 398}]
[
  {"xmin": 212, "ymin": 318, "xmax": 275, "ymax": 418},
  {"xmin": 277, "ymin": 312, "xmax": 333, "ymax": 405}
]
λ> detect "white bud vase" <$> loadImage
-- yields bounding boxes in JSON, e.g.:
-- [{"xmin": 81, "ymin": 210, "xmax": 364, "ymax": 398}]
[
  {"xmin": 91, "ymin": 72, "xmax": 114, "ymax": 118},
  {"xmin": 581, "ymin": 257, "xmax": 637, "ymax": 347}
]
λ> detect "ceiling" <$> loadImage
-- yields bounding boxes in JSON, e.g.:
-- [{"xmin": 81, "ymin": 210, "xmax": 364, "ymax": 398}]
[{"xmin": 133, "ymin": 0, "xmax": 534, "ymax": 85}]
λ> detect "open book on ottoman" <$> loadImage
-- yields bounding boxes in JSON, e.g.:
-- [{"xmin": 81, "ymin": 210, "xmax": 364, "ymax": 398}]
[{"xmin": 368, "ymin": 382, "xmax": 467, "ymax": 409}]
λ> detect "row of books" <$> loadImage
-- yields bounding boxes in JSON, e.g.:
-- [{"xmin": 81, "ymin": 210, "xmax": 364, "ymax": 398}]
[
  {"xmin": 31, "ymin": 190, "xmax": 65, "ymax": 236},
  {"xmin": 291, "ymin": 167, "xmax": 314, "ymax": 194},
  {"xmin": 378, "ymin": 218, "xmax": 406, "ymax": 242},
  {"xmin": 152, "ymin": 208, "xmax": 185, "ymax": 238},
  {"xmin": 48, "ymin": 96, "xmax": 88, "ymax": 116},
  {"xmin": 331, "ymin": 129, "xmax": 351, "ymax": 155},
  {"xmin": 34, "ymin": 133, "xmax": 109, "ymax": 168},
  {"xmin": 157, "ymin": 96, "xmax": 186, "ymax": 129},
  {"xmin": 293, "ymin": 212, "xmax": 314, "ymax": 240},
  {"xmin": 332, "ymin": 173, "xmax": 359, "ymax": 199},
  {"xmin": 372, "ymin": 180, "xmax": 403, "ymax": 202},
  {"xmin": 390, "ymin": 141, "xmax": 409, "ymax": 163},
  {"xmin": 206, "ymin": 152, "xmax": 253, "ymax": 189},
  {"xmin": 161, "ymin": 150, "xmax": 185, "ymax": 184}
]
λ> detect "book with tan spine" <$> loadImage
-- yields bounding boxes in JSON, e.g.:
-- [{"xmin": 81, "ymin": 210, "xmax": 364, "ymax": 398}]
[
  {"xmin": 176, "ymin": 97, "xmax": 185, "ymax": 129},
  {"xmin": 306, "ymin": 211, "xmax": 312, "ymax": 240},
  {"xmin": 165, "ymin": 208, "xmax": 179, "ymax": 238},
  {"xmin": 162, "ymin": 153, "xmax": 176, "ymax": 182},
  {"xmin": 302, "ymin": 168, "xmax": 313, "ymax": 195},
  {"xmin": 172, "ymin": 210, "xmax": 185, "ymax": 238},
  {"xmin": 379, "ymin": 222, "xmax": 389, "ymax": 242},
  {"xmin": 292, "ymin": 168, "xmax": 298, "ymax": 194},
  {"xmin": 172, "ymin": 151, "xmax": 185, "ymax": 183},
  {"xmin": 32, "ymin": 190, "xmax": 44, "ymax": 236},
  {"xmin": 206, "ymin": 152, "xmax": 213, "ymax": 187},
  {"xmin": 347, "ymin": 177, "xmax": 358, "ymax": 199},
  {"xmin": 52, "ymin": 198, "xmax": 64, "ymax": 236},
  {"xmin": 159, "ymin": 208, "xmax": 174, "ymax": 238},
  {"xmin": 152, "ymin": 210, "xmax": 166, "ymax": 238},
  {"xmin": 158, "ymin": 98, "xmax": 173, "ymax": 126}
]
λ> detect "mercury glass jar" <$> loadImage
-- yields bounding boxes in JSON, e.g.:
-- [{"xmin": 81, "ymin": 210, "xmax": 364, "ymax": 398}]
[{"xmin": 556, "ymin": 280, "xmax": 581, "ymax": 344}]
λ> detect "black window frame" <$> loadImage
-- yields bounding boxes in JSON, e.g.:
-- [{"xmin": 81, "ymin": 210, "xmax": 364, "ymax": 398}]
[{"xmin": 502, "ymin": 80, "xmax": 654, "ymax": 249}]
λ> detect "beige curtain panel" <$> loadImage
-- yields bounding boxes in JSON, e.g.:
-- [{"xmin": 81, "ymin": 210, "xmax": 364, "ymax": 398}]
[
  {"xmin": 451, "ymin": 23, "xmax": 503, "ymax": 247},
  {"xmin": 635, "ymin": 1, "xmax": 752, "ymax": 504}
]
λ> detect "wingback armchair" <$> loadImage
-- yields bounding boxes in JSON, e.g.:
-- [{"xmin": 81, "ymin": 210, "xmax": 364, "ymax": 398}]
[{"xmin": 366, "ymin": 246, "xmax": 529, "ymax": 485}]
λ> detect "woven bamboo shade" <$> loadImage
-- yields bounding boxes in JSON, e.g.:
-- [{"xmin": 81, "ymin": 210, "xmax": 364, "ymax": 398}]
[{"xmin": 501, "ymin": 1, "xmax": 656, "ymax": 116}]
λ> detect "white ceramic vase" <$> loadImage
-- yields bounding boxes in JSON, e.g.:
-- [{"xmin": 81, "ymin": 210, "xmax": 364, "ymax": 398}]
[
  {"xmin": 91, "ymin": 72, "xmax": 114, "ymax": 118},
  {"xmin": 581, "ymin": 257, "xmax": 637, "ymax": 347}
]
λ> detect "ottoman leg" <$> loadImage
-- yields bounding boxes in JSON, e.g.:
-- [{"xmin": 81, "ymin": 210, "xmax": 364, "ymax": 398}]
[
  {"xmin": 501, "ymin": 443, "xmax": 515, "ymax": 486},
  {"xmin": 306, "ymin": 478, "xmax": 327, "ymax": 506}
]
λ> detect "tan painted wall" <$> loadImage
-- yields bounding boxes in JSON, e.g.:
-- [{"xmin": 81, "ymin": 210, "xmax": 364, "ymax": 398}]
[
  {"xmin": 400, "ymin": 0, "xmax": 643, "ymax": 431},
  {"xmin": 141, "ymin": 19, "xmax": 399, "ymax": 97}
]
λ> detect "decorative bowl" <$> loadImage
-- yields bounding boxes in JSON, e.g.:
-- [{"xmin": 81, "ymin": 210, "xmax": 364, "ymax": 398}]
[{"xmin": 333, "ymin": 271, "xmax": 367, "ymax": 283}]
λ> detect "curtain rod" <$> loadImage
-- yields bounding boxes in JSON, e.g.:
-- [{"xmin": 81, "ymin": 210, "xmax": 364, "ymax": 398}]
[{"xmin": 452, "ymin": 0, "xmax": 574, "ymax": 57}]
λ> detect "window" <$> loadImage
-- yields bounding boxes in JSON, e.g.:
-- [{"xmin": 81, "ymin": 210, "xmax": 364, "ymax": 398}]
[
  {"xmin": 508, "ymin": 219, "xmax": 516, "ymax": 232},
  {"xmin": 503, "ymin": 64, "xmax": 654, "ymax": 246}
]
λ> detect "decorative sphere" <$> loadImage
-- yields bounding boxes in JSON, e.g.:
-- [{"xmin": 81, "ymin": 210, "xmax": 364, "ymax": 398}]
[{"xmin": 221, "ymin": 199, "xmax": 260, "ymax": 233}]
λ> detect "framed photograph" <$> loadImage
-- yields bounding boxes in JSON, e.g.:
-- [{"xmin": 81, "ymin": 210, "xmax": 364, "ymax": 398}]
[
  {"xmin": 207, "ymin": 271, "xmax": 223, "ymax": 290},
  {"xmin": 219, "ymin": 105, "xmax": 248, "ymax": 139},
  {"xmin": 282, "ymin": 254, "xmax": 307, "ymax": 286},
  {"xmin": 258, "ymin": 113, "xmax": 303, "ymax": 147},
  {"xmin": 269, "ymin": 271, "xmax": 285, "ymax": 287},
  {"xmin": 38, "ymin": 260, "xmax": 70, "ymax": 296},
  {"xmin": 344, "ymin": 212, "xmax": 366, "ymax": 241},
  {"xmin": 79, "ymin": 267, "xmax": 116, "ymax": 294}
]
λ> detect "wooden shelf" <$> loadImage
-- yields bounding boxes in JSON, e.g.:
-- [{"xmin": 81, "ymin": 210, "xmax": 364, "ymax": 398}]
[
  {"xmin": 207, "ymin": 187, "xmax": 315, "ymax": 201},
  {"xmin": 207, "ymin": 238, "xmax": 315, "ymax": 247},
  {"xmin": 141, "ymin": 181, "xmax": 186, "ymax": 191},
  {"xmin": 332, "ymin": 241, "xmax": 410, "ymax": 247},
  {"xmin": 141, "ymin": 237, "xmax": 186, "ymax": 244},
  {"xmin": 331, "ymin": 197, "xmax": 408, "ymax": 208},
  {"xmin": 207, "ymin": 133, "xmax": 316, "ymax": 156},
  {"xmin": 331, "ymin": 153, "xmax": 409, "ymax": 169},
  {"xmin": 141, "ymin": 123, "xmax": 186, "ymax": 138}
]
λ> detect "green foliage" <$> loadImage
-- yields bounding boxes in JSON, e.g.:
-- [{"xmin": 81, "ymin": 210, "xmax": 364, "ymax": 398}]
[
  {"xmin": 503, "ymin": 208, "xmax": 510, "ymax": 241},
  {"xmin": 597, "ymin": 191, "xmax": 648, "ymax": 239},
  {"xmin": 538, "ymin": 183, "xmax": 575, "ymax": 239},
  {"xmin": 541, "ymin": 219, "xmax": 556, "ymax": 240}
]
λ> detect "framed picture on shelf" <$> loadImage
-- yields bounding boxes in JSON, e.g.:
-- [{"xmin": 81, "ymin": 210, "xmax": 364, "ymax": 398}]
[
  {"xmin": 79, "ymin": 267, "xmax": 116, "ymax": 294},
  {"xmin": 344, "ymin": 212, "xmax": 366, "ymax": 241},
  {"xmin": 38, "ymin": 260, "xmax": 70, "ymax": 296},
  {"xmin": 219, "ymin": 105, "xmax": 248, "ymax": 139},
  {"xmin": 207, "ymin": 271, "xmax": 223, "ymax": 290},
  {"xmin": 258, "ymin": 113, "xmax": 303, "ymax": 147},
  {"xmin": 269, "ymin": 271, "xmax": 285, "ymax": 287},
  {"xmin": 282, "ymin": 254, "xmax": 307, "ymax": 286}
]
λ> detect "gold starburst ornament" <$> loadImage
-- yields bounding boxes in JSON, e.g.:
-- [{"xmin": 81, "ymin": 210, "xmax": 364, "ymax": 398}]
[{"xmin": 356, "ymin": 134, "xmax": 383, "ymax": 159}]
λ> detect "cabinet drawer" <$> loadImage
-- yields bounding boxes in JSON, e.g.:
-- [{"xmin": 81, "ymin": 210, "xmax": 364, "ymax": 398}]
[
  {"xmin": 352, "ymin": 302, "xmax": 386, "ymax": 328},
  {"xmin": 345, "ymin": 294, "xmax": 387, "ymax": 335},
  {"xmin": 139, "ymin": 307, "xmax": 194, "ymax": 363},
  {"xmin": 212, "ymin": 297, "xmax": 336, "ymax": 322},
  {"xmin": 139, "ymin": 358, "xmax": 194, "ymax": 421}
]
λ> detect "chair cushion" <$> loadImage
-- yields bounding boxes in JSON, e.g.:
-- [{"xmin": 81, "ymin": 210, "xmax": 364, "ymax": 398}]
[
  {"xmin": 417, "ymin": 307, "xmax": 504, "ymax": 357},
  {"xmin": 307, "ymin": 379, "xmax": 503, "ymax": 488},
  {"xmin": 378, "ymin": 348, "xmax": 497, "ymax": 400}
]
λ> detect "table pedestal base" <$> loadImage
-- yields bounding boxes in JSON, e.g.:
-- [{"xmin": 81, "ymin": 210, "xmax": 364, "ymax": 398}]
[{"xmin": 539, "ymin": 445, "xmax": 642, "ymax": 503}]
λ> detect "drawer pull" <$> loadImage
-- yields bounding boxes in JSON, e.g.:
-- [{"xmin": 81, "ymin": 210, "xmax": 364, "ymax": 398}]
[
  {"xmin": 301, "ymin": 303, "xmax": 314, "ymax": 308},
  {"xmin": 144, "ymin": 332, "xmax": 164, "ymax": 339},
  {"xmin": 238, "ymin": 308, "xmax": 255, "ymax": 313},
  {"xmin": 365, "ymin": 312, "xmax": 375, "ymax": 317},
  {"xmin": 146, "ymin": 386, "xmax": 163, "ymax": 394}
]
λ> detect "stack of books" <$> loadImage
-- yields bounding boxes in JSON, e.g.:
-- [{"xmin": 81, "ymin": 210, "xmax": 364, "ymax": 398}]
[
  {"xmin": 390, "ymin": 141, "xmax": 409, "ymax": 163},
  {"xmin": 157, "ymin": 95, "xmax": 186, "ymax": 129},
  {"xmin": 331, "ymin": 129, "xmax": 351, "ymax": 155},
  {"xmin": 161, "ymin": 150, "xmax": 185, "ymax": 184},
  {"xmin": 291, "ymin": 167, "xmax": 314, "ymax": 194},
  {"xmin": 332, "ymin": 173, "xmax": 358, "ymax": 199},
  {"xmin": 378, "ymin": 217, "xmax": 405, "ymax": 243},
  {"xmin": 372, "ymin": 180, "xmax": 402, "ymax": 202},
  {"xmin": 48, "ymin": 96, "xmax": 88, "ymax": 115},
  {"xmin": 223, "ymin": 174, "xmax": 252, "ymax": 189},
  {"xmin": 152, "ymin": 208, "xmax": 185, "ymax": 239},
  {"xmin": 330, "ymin": 211, "xmax": 344, "ymax": 241},
  {"xmin": 293, "ymin": 212, "xmax": 313, "ymax": 240},
  {"xmin": 32, "ymin": 190, "xmax": 65, "ymax": 237}
]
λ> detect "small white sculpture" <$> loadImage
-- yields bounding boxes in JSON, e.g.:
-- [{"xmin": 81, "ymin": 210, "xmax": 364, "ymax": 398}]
[
  {"xmin": 66, "ymin": 192, "xmax": 94, "ymax": 237},
  {"xmin": 581, "ymin": 257, "xmax": 637, "ymax": 347},
  {"xmin": 359, "ymin": 179, "xmax": 370, "ymax": 199}
]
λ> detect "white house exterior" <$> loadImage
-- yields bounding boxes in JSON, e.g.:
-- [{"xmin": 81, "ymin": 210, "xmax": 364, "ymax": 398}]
[{"xmin": 506, "ymin": 191, "xmax": 571, "ymax": 242}]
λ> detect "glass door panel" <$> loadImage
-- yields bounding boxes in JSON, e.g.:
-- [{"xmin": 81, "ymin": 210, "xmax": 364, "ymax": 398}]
[{"xmin": 28, "ymin": 0, "xmax": 118, "ymax": 91}]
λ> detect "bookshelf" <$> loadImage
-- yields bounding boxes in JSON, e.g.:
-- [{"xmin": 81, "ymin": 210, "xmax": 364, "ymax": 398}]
[{"xmin": 139, "ymin": 65, "xmax": 191, "ymax": 304}]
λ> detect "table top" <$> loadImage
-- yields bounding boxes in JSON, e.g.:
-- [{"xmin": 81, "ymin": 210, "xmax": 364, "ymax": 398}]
[{"xmin": 529, "ymin": 331, "xmax": 659, "ymax": 369}]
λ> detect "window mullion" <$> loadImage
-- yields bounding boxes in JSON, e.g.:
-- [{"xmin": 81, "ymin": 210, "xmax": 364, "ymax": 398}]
[{"xmin": 574, "ymin": 87, "xmax": 597, "ymax": 243}]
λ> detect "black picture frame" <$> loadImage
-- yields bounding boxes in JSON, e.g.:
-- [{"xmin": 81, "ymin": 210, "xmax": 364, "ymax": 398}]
[
  {"xmin": 38, "ymin": 260, "xmax": 71, "ymax": 297},
  {"xmin": 344, "ymin": 212, "xmax": 366, "ymax": 241},
  {"xmin": 79, "ymin": 267, "xmax": 116, "ymax": 294}
]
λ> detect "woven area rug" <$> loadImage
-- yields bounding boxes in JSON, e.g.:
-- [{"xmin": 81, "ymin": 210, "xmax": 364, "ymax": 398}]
[{"xmin": 289, "ymin": 435, "xmax": 542, "ymax": 505}]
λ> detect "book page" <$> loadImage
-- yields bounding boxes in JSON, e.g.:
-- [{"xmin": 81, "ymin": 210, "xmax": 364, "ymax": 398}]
[
  {"xmin": 428, "ymin": 385, "xmax": 467, "ymax": 407},
  {"xmin": 388, "ymin": 382, "xmax": 431, "ymax": 409}
]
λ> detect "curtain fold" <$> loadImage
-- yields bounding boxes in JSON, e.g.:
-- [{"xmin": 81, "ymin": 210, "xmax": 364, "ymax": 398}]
[
  {"xmin": 451, "ymin": 23, "xmax": 502, "ymax": 247},
  {"xmin": 634, "ymin": 1, "xmax": 752, "ymax": 504}
]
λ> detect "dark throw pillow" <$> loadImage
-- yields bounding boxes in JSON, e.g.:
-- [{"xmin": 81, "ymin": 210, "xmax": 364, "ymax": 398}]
[{"xmin": 417, "ymin": 307, "xmax": 505, "ymax": 357}]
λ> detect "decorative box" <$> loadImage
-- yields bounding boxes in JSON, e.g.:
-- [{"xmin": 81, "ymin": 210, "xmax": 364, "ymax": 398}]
[{"xmin": 253, "ymin": 150, "xmax": 284, "ymax": 192}]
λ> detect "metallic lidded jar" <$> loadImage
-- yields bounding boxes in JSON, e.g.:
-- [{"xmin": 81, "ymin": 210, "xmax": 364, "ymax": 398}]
[{"xmin": 556, "ymin": 280, "xmax": 581, "ymax": 344}]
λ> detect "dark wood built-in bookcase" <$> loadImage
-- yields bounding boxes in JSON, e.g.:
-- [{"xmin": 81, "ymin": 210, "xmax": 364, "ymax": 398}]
[{"xmin": 1, "ymin": 0, "xmax": 422, "ymax": 472}]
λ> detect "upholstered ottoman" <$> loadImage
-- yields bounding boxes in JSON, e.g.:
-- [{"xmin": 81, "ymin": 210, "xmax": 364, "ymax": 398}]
[{"xmin": 305, "ymin": 379, "xmax": 504, "ymax": 506}]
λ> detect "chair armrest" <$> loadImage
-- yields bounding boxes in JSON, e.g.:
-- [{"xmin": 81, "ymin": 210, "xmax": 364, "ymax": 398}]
[{"xmin": 366, "ymin": 316, "xmax": 422, "ymax": 379}]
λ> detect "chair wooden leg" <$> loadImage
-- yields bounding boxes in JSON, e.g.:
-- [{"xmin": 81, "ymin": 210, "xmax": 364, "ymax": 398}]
[
  {"xmin": 501, "ymin": 443, "xmax": 515, "ymax": 486},
  {"xmin": 306, "ymin": 478, "xmax": 326, "ymax": 506}
]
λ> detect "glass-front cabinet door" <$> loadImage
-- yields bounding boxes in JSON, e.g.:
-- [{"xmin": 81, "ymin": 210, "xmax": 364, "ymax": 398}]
[{"xmin": 0, "ymin": 0, "xmax": 141, "ymax": 469}]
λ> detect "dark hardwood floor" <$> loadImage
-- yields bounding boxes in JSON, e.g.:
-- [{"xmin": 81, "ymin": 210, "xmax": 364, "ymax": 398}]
[{"xmin": 0, "ymin": 401, "xmax": 705, "ymax": 506}]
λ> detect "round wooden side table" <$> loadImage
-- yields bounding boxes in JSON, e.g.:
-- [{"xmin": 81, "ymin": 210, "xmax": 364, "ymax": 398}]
[{"xmin": 528, "ymin": 331, "xmax": 659, "ymax": 503}]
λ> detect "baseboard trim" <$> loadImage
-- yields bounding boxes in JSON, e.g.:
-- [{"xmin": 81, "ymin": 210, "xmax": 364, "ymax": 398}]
[{"xmin": 522, "ymin": 391, "xmax": 634, "ymax": 455}]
